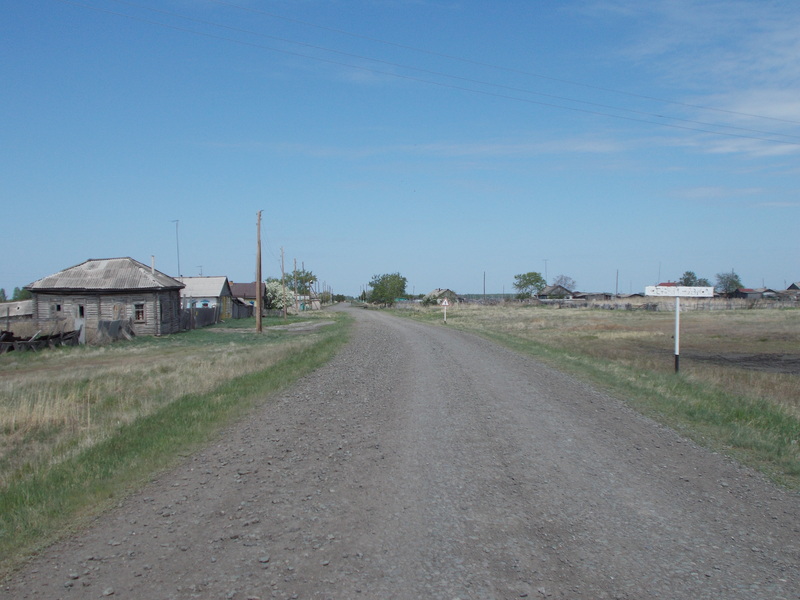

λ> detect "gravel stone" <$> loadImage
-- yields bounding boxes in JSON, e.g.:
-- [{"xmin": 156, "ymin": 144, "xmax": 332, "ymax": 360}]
[{"xmin": 4, "ymin": 305, "xmax": 799, "ymax": 599}]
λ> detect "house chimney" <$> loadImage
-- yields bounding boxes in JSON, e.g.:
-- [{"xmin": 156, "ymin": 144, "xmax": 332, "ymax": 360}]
[{"xmin": 151, "ymin": 255, "xmax": 155, "ymax": 275}]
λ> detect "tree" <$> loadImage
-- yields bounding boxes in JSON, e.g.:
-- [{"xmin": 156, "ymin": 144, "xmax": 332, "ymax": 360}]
[
  {"xmin": 369, "ymin": 273, "xmax": 407, "ymax": 306},
  {"xmin": 552, "ymin": 274, "xmax": 576, "ymax": 291},
  {"xmin": 715, "ymin": 270, "xmax": 744, "ymax": 296},
  {"xmin": 289, "ymin": 269, "xmax": 317, "ymax": 296},
  {"xmin": 513, "ymin": 272, "xmax": 546, "ymax": 299},
  {"xmin": 678, "ymin": 271, "xmax": 711, "ymax": 287},
  {"xmin": 11, "ymin": 287, "xmax": 32, "ymax": 301},
  {"xmin": 0, "ymin": 288, "xmax": 6, "ymax": 302},
  {"xmin": 264, "ymin": 280, "xmax": 294, "ymax": 310}
]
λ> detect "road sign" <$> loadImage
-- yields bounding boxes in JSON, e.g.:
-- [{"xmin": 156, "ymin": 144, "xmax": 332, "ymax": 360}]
[
  {"xmin": 645, "ymin": 286, "xmax": 714, "ymax": 297},
  {"xmin": 644, "ymin": 286, "xmax": 713, "ymax": 372},
  {"xmin": 440, "ymin": 298, "xmax": 450, "ymax": 306}
]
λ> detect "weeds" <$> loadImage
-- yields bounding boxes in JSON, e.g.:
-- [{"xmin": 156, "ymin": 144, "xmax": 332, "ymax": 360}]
[
  {"xmin": 396, "ymin": 303, "xmax": 800, "ymax": 489},
  {"xmin": 0, "ymin": 312, "xmax": 349, "ymax": 577}
]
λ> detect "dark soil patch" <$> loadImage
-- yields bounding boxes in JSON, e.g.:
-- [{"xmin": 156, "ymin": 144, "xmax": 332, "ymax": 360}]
[{"xmin": 685, "ymin": 352, "xmax": 800, "ymax": 375}]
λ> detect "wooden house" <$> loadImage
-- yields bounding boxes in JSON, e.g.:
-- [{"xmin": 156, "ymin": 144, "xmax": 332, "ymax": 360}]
[
  {"xmin": 732, "ymin": 288, "xmax": 762, "ymax": 300},
  {"xmin": 1, "ymin": 299, "xmax": 34, "ymax": 327},
  {"xmin": 425, "ymin": 288, "xmax": 459, "ymax": 305},
  {"xmin": 178, "ymin": 276, "xmax": 233, "ymax": 318},
  {"xmin": 230, "ymin": 282, "xmax": 266, "ymax": 309},
  {"xmin": 25, "ymin": 257, "xmax": 184, "ymax": 342},
  {"xmin": 538, "ymin": 285, "xmax": 573, "ymax": 299}
]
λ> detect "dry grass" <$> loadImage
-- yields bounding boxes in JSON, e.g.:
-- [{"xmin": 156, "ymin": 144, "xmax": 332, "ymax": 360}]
[
  {"xmin": 396, "ymin": 303, "xmax": 800, "ymax": 486},
  {"xmin": 406, "ymin": 303, "xmax": 800, "ymax": 417},
  {"xmin": 0, "ymin": 318, "xmax": 326, "ymax": 488}
]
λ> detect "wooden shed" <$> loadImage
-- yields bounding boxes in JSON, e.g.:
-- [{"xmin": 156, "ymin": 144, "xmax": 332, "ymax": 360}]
[{"xmin": 25, "ymin": 257, "xmax": 184, "ymax": 342}]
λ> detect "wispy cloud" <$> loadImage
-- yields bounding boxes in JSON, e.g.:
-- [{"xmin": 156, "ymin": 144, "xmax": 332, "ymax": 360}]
[
  {"xmin": 753, "ymin": 201, "xmax": 800, "ymax": 208},
  {"xmin": 259, "ymin": 135, "xmax": 629, "ymax": 160},
  {"xmin": 672, "ymin": 185, "xmax": 764, "ymax": 201},
  {"xmin": 579, "ymin": 0, "xmax": 800, "ymax": 156}
]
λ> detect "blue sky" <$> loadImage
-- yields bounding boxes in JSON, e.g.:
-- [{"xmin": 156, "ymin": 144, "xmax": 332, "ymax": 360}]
[{"xmin": 3, "ymin": 0, "xmax": 799, "ymax": 297}]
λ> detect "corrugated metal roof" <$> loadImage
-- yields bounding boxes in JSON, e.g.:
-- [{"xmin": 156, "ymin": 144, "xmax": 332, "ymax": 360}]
[
  {"xmin": 26, "ymin": 258, "xmax": 184, "ymax": 292},
  {"xmin": 177, "ymin": 276, "xmax": 231, "ymax": 298},
  {"xmin": 230, "ymin": 282, "xmax": 263, "ymax": 298}
]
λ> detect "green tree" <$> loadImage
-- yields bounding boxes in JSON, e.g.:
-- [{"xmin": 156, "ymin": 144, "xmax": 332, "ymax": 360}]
[
  {"xmin": 513, "ymin": 272, "xmax": 546, "ymax": 299},
  {"xmin": 11, "ymin": 287, "xmax": 32, "ymax": 301},
  {"xmin": 0, "ymin": 288, "xmax": 6, "ymax": 302},
  {"xmin": 677, "ymin": 271, "xmax": 711, "ymax": 287},
  {"xmin": 264, "ymin": 280, "xmax": 295, "ymax": 310},
  {"xmin": 289, "ymin": 269, "xmax": 317, "ymax": 296},
  {"xmin": 369, "ymin": 273, "xmax": 407, "ymax": 306},
  {"xmin": 715, "ymin": 270, "xmax": 744, "ymax": 296}
]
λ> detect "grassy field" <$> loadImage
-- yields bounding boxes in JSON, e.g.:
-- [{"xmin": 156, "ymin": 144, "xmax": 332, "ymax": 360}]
[
  {"xmin": 0, "ymin": 312, "xmax": 349, "ymax": 578},
  {"xmin": 396, "ymin": 303, "xmax": 800, "ymax": 489}
]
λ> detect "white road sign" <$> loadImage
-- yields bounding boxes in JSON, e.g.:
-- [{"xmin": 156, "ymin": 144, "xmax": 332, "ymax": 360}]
[
  {"xmin": 645, "ymin": 286, "xmax": 714, "ymax": 297},
  {"xmin": 440, "ymin": 298, "xmax": 450, "ymax": 306}
]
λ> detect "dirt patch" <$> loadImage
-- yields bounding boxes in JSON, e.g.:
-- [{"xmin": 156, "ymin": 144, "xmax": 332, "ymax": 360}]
[
  {"xmin": 686, "ymin": 352, "xmax": 800, "ymax": 375},
  {"xmin": 204, "ymin": 321, "xmax": 336, "ymax": 335},
  {"xmin": 267, "ymin": 320, "xmax": 335, "ymax": 333}
]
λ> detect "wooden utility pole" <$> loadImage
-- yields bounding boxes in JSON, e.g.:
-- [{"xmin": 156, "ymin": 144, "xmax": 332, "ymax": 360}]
[
  {"xmin": 294, "ymin": 258, "xmax": 300, "ymax": 313},
  {"xmin": 255, "ymin": 211, "xmax": 263, "ymax": 333},
  {"xmin": 281, "ymin": 247, "xmax": 287, "ymax": 320}
]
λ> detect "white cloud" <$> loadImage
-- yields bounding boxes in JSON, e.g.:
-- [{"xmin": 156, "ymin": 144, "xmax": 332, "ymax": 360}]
[{"xmin": 579, "ymin": 0, "xmax": 800, "ymax": 155}]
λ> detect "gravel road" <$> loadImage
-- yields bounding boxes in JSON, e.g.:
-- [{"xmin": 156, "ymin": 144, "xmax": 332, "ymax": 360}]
[{"xmin": 5, "ymin": 305, "xmax": 799, "ymax": 599}]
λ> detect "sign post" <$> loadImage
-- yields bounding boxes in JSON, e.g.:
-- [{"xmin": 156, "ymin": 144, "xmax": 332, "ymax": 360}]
[
  {"xmin": 440, "ymin": 298, "xmax": 450, "ymax": 323},
  {"xmin": 644, "ymin": 286, "xmax": 714, "ymax": 373}
]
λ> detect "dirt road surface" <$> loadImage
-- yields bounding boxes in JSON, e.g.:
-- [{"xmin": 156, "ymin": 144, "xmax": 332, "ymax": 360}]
[{"xmin": 4, "ymin": 306, "xmax": 799, "ymax": 599}]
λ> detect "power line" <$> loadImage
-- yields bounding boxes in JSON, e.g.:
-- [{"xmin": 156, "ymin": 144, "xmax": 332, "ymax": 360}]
[
  {"xmin": 97, "ymin": 0, "xmax": 800, "ymax": 142},
  {"xmin": 210, "ymin": 0, "xmax": 800, "ymax": 127},
  {"xmin": 54, "ymin": 0, "xmax": 800, "ymax": 146}
]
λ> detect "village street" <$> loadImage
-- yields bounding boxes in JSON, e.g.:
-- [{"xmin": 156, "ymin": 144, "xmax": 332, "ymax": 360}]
[{"xmin": 4, "ymin": 305, "xmax": 800, "ymax": 599}]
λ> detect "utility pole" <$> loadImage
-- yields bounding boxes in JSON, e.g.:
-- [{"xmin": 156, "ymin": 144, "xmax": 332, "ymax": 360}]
[
  {"xmin": 281, "ymin": 247, "xmax": 287, "ymax": 320},
  {"xmin": 255, "ymin": 211, "xmax": 263, "ymax": 333},
  {"xmin": 294, "ymin": 258, "xmax": 300, "ymax": 313}
]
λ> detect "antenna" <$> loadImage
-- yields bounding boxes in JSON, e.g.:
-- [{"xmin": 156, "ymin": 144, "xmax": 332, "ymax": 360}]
[{"xmin": 171, "ymin": 219, "xmax": 181, "ymax": 276}]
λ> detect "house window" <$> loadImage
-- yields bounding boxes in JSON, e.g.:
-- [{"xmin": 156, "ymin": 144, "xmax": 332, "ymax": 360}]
[{"xmin": 134, "ymin": 303, "xmax": 145, "ymax": 323}]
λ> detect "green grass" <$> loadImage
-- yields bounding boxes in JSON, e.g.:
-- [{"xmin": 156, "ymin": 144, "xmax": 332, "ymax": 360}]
[
  {"xmin": 0, "ymin": 312, "xmax": 350, "ymax": 578},
  {"xmin": 395, "ymin": 304, "xmax": 800, "ymax": 490}
]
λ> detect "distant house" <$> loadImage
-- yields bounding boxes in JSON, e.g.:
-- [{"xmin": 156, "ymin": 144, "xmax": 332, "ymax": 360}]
[
  {"xmin": 753, "ymin": 288, "xmax": 778, "ymax": 299},
  {"xmin": 178, "ymin": 276, "xmax": 240, "ymax": 320},
  {"xmin": 538, "ymin": 285, "xmax": 573, "ymax": 299},
  {"xmin": 425, "ymin": 288, "xmax": 459, "ymax": 305},
  {"xmin": 788, "ymin": 282, "xmax": 800, "ymax": 291},
  {"xmin": 25, "ymin": 257, "xmax": 184, "ymax": 342},
  {"xmin": 0, "ymin": 299, "xmax": 33, "ymax": 326},
  {"xmin": 230, "ymin": 282, "xmax": 266, "ymax": 308},
  {"xmin": 732, "ymin": 288, "xmax": 763, "ymax": 300},
  {"xmin": 573, "ymin": 291, "xmax": 613, "ymax": 301}
]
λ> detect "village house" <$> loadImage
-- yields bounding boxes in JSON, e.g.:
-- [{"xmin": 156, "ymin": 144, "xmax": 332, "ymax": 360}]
[
  {"xmin": 0, "ymin": 299, "xmax": 34, "ymax": 328},
  {"xmin": 425, "ymin": 288, "xmax": 459, "ymax": 305},
  {"xmin": 177, "ymin": 276, "xmax": 252, "ymax": 327},
  {"xmin": 25, "ymin": 257, "xmax": 184, "ymax": 342},
  {"xmin": 230, "ymin": 281, "xmax": 265, "ymax": 309},
  {"xmin": 538, "ymin": 285, "xmax": 573, "ymax": 300}
]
